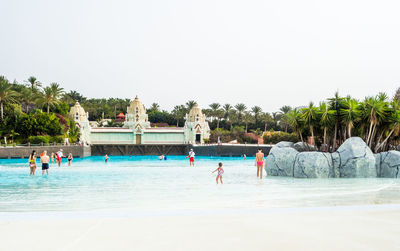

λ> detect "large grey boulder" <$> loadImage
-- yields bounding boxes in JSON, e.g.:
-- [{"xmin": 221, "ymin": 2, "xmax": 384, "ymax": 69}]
[
  {"xmin": 294, "ymin": 152, "xmax": 332, "ymax": 178},
  {"xmin": 275, "ymin": 141, "xmax": 294, "ymax": 148},
  {"xmin": 336, "ymin": 137, "xmax": 377, "ymax": 178},
  {"xmin": 293, "ymin": 142, "xmax": 318, "ymax": 152},
  {"xmin": 375, "ymin": 151, "xmax": 400, "ymax": 178},
  {"xmin": 266, "ymin": 146, "xmax": 298, "ymax": 177}
]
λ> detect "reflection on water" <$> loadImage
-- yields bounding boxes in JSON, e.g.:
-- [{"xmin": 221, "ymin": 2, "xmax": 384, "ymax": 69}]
[{"xmin": 1, "ymin": 156, "xmax": 399, "ymax": 212}]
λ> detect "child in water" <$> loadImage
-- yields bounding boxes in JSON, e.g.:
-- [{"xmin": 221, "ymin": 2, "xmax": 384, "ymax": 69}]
[{"xmin": 212, "ymin": 162, "xmax": 224, "ymax": 184}]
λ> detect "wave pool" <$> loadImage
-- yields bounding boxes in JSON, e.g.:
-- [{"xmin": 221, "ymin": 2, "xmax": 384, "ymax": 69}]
[{"xmin": 1, "ymin": 156, "xmax": 400, "ymax": 212}]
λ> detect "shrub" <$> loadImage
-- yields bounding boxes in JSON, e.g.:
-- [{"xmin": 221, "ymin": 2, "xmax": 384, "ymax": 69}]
[
  {"xmin": 263, "ymin": 132, "xmax": 298, "ymax": 144},
  {"xmin": 50, "ymin": 135, "xmax": 64, "ymax": 143},
  {"xmin": 28, "ymin": 135, "xmax": 51, "ymax": 144}
]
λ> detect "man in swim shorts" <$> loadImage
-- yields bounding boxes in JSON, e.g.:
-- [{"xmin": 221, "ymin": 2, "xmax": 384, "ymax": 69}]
[
  {"xmin": 188, "ymin": 149, "xmax": 195, "ymax": 167},
  {"xmin": 40, "ymin": 151, "xmax": 50, "ymax": 175},
  {"xmin": 255, "ymin": 148, "xmax": 265, "ymax": 179}
]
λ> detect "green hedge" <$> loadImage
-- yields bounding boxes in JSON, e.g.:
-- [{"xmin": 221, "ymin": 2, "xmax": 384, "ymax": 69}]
[
  {"xmin": 263, "ymin": 132, "xmax": 298, "ymax": 144},
  {"xmin": 28, "ymin": 135, "xmax": 51, "ymax": 144},
  {"xmin": 28, "ymin": 135, "xmax": 64, "ymax": 144}
]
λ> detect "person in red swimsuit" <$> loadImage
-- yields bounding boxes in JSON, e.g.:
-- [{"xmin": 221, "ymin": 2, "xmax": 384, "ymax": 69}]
[{"xmin": 255, "ymin": 148, "xmax": 265, "ymax": 179}]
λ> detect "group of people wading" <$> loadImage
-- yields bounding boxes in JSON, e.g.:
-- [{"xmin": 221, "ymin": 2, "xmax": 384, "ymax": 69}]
[
  {"xmin": 27, "ymin": 148, "xmax": 266, "ymax": 181},
  {"xmin": 28, "ymin": 149, "xmax": 74, "ymax": 176}
]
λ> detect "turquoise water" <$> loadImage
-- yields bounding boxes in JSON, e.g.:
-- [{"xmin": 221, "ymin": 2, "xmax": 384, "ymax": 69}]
[{"xmin": 1, "ymin": 156, "xmax": 400, "ymax": 212}]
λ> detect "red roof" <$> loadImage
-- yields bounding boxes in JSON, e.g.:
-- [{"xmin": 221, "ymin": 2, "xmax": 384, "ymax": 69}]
[{"xmin": 117, "ymin": 113, "xmax": 125, "ymax": 118}]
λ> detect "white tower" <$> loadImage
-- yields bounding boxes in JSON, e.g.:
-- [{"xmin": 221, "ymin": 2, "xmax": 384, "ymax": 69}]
[
  {"xmin": 69, "ymin": 101, "xmax": 91, "ymax": 145},
  {"xmin": 184, "ymin": 104, "xmax": 210, "ymax": 144},
  {"xmin": 123, "ymin": 96, "xmax": 151, "ymax": 133}
]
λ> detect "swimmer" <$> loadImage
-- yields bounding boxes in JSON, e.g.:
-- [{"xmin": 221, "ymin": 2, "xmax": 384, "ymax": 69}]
[
  {"xmin": 255, "ymin": 148, "xmax": 265, "ymax": 179},
  {"xmin": 28, "ymin": 150, "xmax": 37, "ymax": 175},
  {"xmin": 40, "ymin": 151, "xmax": 50, "ymax": 175},
  {"xmin": 104, "ymin": 154, "xmax": 110, "ymax": 163},
  {"xmin": 67, "ymin": 153, "xmax": 73, "ymax": 166},
  {"xmin": 212, "ymin": 162, "xmax": 224, "ymax": 184},
  {"xmin": 186, "ymin": 149, "xmax": 195, "ymax": 167}
]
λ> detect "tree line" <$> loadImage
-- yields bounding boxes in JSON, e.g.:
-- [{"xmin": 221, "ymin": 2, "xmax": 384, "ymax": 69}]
[{"xmin": 1, "ymin": 75, "xmax": 399, "ymax": 151}]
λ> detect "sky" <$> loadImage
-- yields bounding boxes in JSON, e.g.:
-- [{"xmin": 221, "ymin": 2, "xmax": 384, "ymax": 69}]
[{"xmin": 1, "ymin": 0, "xmax": 400, "ymax": 112}]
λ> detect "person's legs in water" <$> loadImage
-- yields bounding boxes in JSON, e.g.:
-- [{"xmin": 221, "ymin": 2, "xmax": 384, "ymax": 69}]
[
  {"xmin": 219, "ymin": 176, "xmax": 223, "ymax": 184},
  {"xmin": 216, "ymin": 176, "xmax": 219, "ymax": 184}
]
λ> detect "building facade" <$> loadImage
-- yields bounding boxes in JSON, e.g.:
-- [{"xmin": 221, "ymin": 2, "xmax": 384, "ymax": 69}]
[{"xmin": 69, "ymin": 97, "xmax": 210, "ymax": 145}]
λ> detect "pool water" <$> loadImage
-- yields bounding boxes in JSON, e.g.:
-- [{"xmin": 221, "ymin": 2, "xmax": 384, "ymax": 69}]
[{"xmin": 1, "ymin": 156, "xmax": 400, "ymax": 212}]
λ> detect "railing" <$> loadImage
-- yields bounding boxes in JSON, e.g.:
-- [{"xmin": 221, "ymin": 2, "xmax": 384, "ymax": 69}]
[{"xmin": 0, "ymin": 143, "xmax": 84, "ymax": 148}]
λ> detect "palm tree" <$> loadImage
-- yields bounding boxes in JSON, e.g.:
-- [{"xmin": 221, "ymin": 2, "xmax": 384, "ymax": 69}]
[
  {"xmin": 328, "ymin": 92, "xmax": 344, "ymax": 150},
  {"xmin": 375, "ymin": 101, "xmax": 400, "ymax": 152},
  {"xmin": 38, "ymin": 83, "xmax": 64, "ymax": 113},
  {"xmin": 279, "ymin": 105, "xmax": 292, "ymax": 132},
  {"xmin": 340, "ymin": 97, "xmax": 360, "ymax": 139},
  {"xmin": 222, "ymin": 104, "xmax": 232, "ymax": 121},
  {"xmin": 318, "ymin": 102, "xmax": 334, "ymax": 151},
  {"xmin": 26, "ymin": 76, "xmax": 42, "ymax": 92},
  {"xmin": 287, "ymin": 108, "xmax": 304, "ymax": 143},
  {"xmin": 209, "ymin": 103, "xmax": 221, "ymax": 122},
  {"xmin": 279, "ymin": 105, "xmax": 292, "ymax": 114},
  {"xmin": 243, "ymin": 112, "xmax": 255, "ymax": 132},
  {"xmin": 361, "ymin": 95, "xmax": 388, "ymax": 147},
  {"xmin": 0, "ymin": 76, "xmax": 18, "ymax": 120},
  {"xmin": 260, "ymin": 112, "xmax": 274, "ymax": 132},
  {"xmin": 215, "ymin": 109, "xmax": 224, "ymax": 128},
  {"xmin": 301, "ymin": 102, "xmax": 318, "ymax": 145},
  {"xmin": 150, "ymin": 103, "xmax": 160, "ymax": 112},
  {"xmin": 172, "ymin": 105, "xmax": 187, "ymax": 126},
  {"xmin": 251, "ymin": 106, "xmax": 262, "ymax": 125},
  {"xmin": 186, "ymin": 100, "xmax": 197, "ymax": 110},
  {"xmin": 235, "ymin": 103, "xmax": 247, "ymax": 123},
  {"xmin": 19, "ymin": 88, "xmax": 36, "ymax": 113}
]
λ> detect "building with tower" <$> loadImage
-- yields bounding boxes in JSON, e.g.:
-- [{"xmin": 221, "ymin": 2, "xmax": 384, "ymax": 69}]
[{"xmin": 69, "ymin": 96, "xmax": 210, "ymax": 145}]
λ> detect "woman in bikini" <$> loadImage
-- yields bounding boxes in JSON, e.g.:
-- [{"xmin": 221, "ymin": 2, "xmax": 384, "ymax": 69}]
[
  {"xmin": 67, "ymin": 153, "xmax": 73, "ymax": 166},
  {"xmin": 28, "ymin": 150, "xmax": 37, "ymax": 176},
  {"xmin": 255, "ymin": 148, "xmax": 265, "ymax": 179},
  {"xmin": 212, "ymin": 162, "xmax": 224, "ymax": 184}
]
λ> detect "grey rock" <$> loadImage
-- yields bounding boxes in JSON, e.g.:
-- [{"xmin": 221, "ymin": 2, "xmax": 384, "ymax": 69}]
[
  {"xmin": 336, "ymin": 137, "xmax": 376, "ymax": 178},
  {"xmin": 266, "ymin": 146, "xmax": 298, "ymax": 177},
  {"xmin": 293, "ymin": 142, "xmax": 318, "ymax": 152},
  {"xmin": 275, "ymin": 141, "xmax": 294, "ymax": 148},
  {"xmin": 375, "ymin": 151, "xmax": 400, "ymax": 178},
  {"xmin": 331, "ymin": 152, "xmax": 341, "ymax": 178},
  {"xmin": 294, "ymin": 152, "xmax": 332, "ymax": 178}
]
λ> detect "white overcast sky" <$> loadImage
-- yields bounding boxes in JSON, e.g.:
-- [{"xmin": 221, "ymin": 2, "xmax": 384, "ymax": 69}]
[{"xmin": 1, "ymin": 0, "xmax": 399, "ymax": 112}]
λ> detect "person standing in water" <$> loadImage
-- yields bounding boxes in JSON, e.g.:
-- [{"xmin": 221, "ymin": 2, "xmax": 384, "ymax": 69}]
[
  {"xmin": 187, "ymin": 149, "xmax": 195, "ymax": 167},
  {"xmin": 67, "ymin": 153, "xmax": 73, "ymax": 166},
  {"xmin": 40, "ymin": 151, "xmax": 50, "ymax": 176},
  {"xmin": 212, "ymin": 162, "xmax": 224, "ymax": 184},
  {"xmin": 255, "ymin": 148, "xmax": 265, "ymax": 179},
  {"xmin": 55, "ymin": 149, "xmax": 63, "ymax": 167},
  {"xmin": 50, "ymin": 152, "xmax": 55, "ymax": 163},
  {"xmin": 104, "ymin": 154, "xmax": 110, "ymax": 163},
  {"xmin": 28, "ymin": 150, "xmax": 37, "ymax": 175}
]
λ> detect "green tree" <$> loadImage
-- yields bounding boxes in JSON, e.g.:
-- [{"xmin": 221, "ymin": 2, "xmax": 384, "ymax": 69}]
[
  {"xmin": 301, "ymin": 102, "xmax": 318, "ymax": 145},
  {"xmin": 318, "ymin": 101, "xmax": 334, "ymax": 150},
  {"xmin": 234, "ymin": 103, "xmax": 247, "ymax": 123},
  {"xmin": 328, "ymin": 92, "xmax": 345, "ymax": 150},
  {"xmin": 361, "ymin": 95, "xmax": 389, "ymax": 148},
  {"xmin": 209, "ymin": 103, "xmax": 221, "ymax": 122},
  {"xmin": 287, "ymin": 108, "xmax": 304, "ymax": 143},
  {"xmin": 0, "ymin": 76, "xmax": 18, "ymax": 120},
  {"xmin": 340, "ymin": 97, "xmax": 360, "ymax": 139},
  {"xmin": 186, "ymin": 100, "xmax": 197, "ymax": 110},
  {"xmin": 251, "ymin": 106, "xmax": 262, "ymax": 125},
  {"xmin": 26, "ymin": 76, "xmax": 42, "ymax": 92}
]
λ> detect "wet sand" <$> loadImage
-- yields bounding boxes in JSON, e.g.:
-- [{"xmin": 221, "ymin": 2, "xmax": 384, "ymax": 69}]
[{"xmin": 1, "ymin": 205, "xmax": 400, "ymax": 251}]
